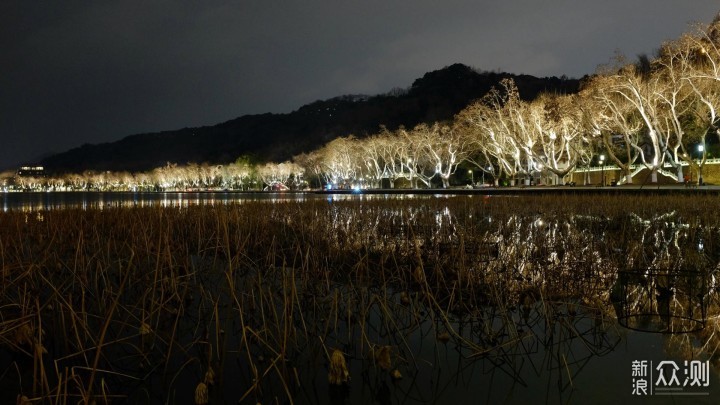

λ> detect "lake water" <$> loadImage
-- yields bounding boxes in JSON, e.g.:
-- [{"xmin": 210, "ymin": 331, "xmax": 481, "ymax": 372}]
[
  {"xmin": 0, "ymin": 192, "xmax": 718, "ymax": 403},
  {"xmin": 0, "ymin": 191, "xmax": 444, "ymax": 212}
]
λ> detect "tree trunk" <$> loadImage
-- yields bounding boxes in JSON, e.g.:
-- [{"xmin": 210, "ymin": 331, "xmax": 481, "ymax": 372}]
[
  {"xmin": 441, "ymin": 176, "xmax": 450, "ymax": 188},
  {"xmin": 651, "ymin": 168, "xmax": 658, "ymax": 183},
  {"xmin": 699, "ymin": 166, "xmax": 704, "ymax": 185}
]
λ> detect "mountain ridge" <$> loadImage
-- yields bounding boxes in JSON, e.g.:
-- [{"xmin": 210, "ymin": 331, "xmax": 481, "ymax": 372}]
[{"xmin": 40, "ymin": 64, "xmax": 580, "ymax": 173}]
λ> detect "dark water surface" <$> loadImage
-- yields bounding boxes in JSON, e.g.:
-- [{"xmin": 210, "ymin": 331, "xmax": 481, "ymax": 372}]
[
  {"xmin": 0, "ymin": 191, "xmax": 441, "ymax": 212},
  {"xmin": 1, "ymin": 192, "xmax": 719, "ymax": 404}
]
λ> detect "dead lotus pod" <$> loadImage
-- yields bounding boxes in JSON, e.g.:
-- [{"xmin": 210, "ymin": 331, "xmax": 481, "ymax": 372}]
[
  {"xmin": 373, "ymin": 346, "xmax": 392, "ymax": 370},
  {"xmin": 194, "ymin": 381, "xmax": 209, "ymax": 404},
  {"xmin": 328, "ymin": 349, "xmax": 350, "ymax": 385},
  {"xmin": 204, "ymin": 366, "xmax": 215, "ymax": 385},
  {"xmin": 16, "ymin": 395, "xmax": 31, "ymax": 405},
  {"xmin": 14, "ymin": 324, "xmax": 33, "ymax": 347}
]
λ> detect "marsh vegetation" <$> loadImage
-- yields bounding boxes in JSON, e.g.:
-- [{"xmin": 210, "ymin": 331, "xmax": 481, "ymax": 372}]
[{"xmin": 1, "ymin": 194, "xmax": 719, "ymax": 403}]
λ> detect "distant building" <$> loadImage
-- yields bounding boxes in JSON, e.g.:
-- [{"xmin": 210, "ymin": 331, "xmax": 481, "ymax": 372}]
[{"xmin": 16, "ymin": 166, "xmax": 45, "ymax": 177}]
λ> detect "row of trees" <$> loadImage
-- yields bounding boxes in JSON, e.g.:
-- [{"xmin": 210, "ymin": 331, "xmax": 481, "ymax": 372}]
[
  {"xmin": 1, "ymin": 159, "xmax": 306, "ymax": 192},
  {"xmin": 585, "ymin": 21, "xmax": 720, "ymax": 184},
  {"xmin": 3, "ymin": 16, "xmax": 720, "ymax": 192},
  {"xmin": 309, "ymin": 17, "xmax": 720, "ymax": 187}
]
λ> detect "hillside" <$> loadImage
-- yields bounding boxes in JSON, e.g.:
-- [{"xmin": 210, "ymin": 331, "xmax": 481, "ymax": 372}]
[{"xmin": 40, "ymin": 64, "xmax": 579, "ymax": 173}]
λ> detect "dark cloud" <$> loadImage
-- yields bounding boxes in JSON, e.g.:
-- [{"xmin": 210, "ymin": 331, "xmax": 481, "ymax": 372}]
[{"xmin": 0, "ymin": 1, "xmax": 717, "ymax": 168}]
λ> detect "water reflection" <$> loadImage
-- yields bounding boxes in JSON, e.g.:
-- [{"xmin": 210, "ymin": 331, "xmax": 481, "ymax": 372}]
[
  {"xmin": 216, "ymin": 266, "xmax": 624, "ymax": 404},
  {"xmin": 0, "ymin": 191, "xmax": 274, "ymax": 211},
  {"xmin": 304, "ymin": 201, "xmax": 720, "ymax": 351},
  {"xmin": 0, "ymin": 191, "xmax": 444, "ymax": 212},
  {"xmin": 2, "ymin": 195, "xmax": 720, "ymax": 403},
  {"xmin": 614, "ymin": 269, "xmax": 709, "ymax": 333}
]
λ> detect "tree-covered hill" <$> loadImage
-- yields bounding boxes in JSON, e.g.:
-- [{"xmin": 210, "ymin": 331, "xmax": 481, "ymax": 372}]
[{"xmin": 41, "ymin": 63, "xmax": 579, "ymax": 173}]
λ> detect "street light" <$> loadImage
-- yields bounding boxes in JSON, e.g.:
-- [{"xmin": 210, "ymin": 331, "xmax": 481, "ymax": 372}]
[
  {"xmin": 599, "ymin": 154, "xmax": 605, "ymax": 186},
  {"xmin": 697, "ymin": 145, "xmax": 704, "ymax": 186},
  {"xmin": 536, "ymin": 163, "xmax": 543, "ymax": 185},
  {"xmin": 468, "ymin": 169, "xmax": 474, "ymax": 186}
]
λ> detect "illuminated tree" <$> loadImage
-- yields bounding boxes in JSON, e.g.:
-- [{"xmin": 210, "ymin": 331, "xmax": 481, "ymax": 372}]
[
  {"xmin": 152, "ymin": 162, "xmax": 181, "ymax": 190},
  {"xmin": 197, "ymin": 163, "xmax": 222, "ymax": 188},
  {"xmin": 257, "ymin": 161, "xmax": 302, "ymax": 190},
  {"xmin": 594, "ymin": 54, "xmax": 696, "ymax": 183},
  {"xmin": 133, "ymin": 171, "xmax": 152, "ymax": 191},
  {"xmin": 218, "ymin": 160, "xmax": 254, "ymax": 190},
  {"xmin": 357, "ymin": 133, "xmax": 391, "ymax": 188},
  {"xmin": 455, "ymin": 100, "xmax": 503, "ymax": 185},
  {"xmin": 584, "ymin": 72, "xmax": 644, "ymax": 184},
  {"xmin": 316, "ymin": 136, "xmax": 362, "ymax": 187},
  {"xmin": 412, "ymin": 122, "xmax": 471, "ymax": 188},
  {"xmin": 528, "ymin": 93, "xmax": 589, "ymax": 184},
  {"xmin": 293, "ymin": 151, "xmax": 325, "ymax": 189},
  {"xmin": 115, "ymin": 171, "xmax": 134, "ymax": 190},
  {"xmin": 459, "ymin": 80, "xmax": 531, "ymax": 185},
  {"xmin": 45, "ymin": 174, "xmax": 66, "ymax": 191},
  {"xmin": 14, "ymin": 175, "xmax": 43, "ymax": 191},
  {"xmin": 662, "ymin": 20, "xmax": 720, "ymax": 182},
  {"xmin": 0, "ymin": 171, "xmax": 14, "ymax": 190},
  {"xmin": 396, "ymin": 127, "xmax": 433, "ymax": 188},
  {"xmin": 649, "ymin": 42, "xmax": 696, "ymax": 181},
  {"xmin": 354, "ymin": 127, "xmax": 419, "ymax": 188}
]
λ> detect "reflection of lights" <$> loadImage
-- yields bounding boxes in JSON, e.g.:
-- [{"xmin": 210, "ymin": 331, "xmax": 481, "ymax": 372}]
[{"xmin": 698, "ymin": 239, "xmax": 704, "ymax": 252}]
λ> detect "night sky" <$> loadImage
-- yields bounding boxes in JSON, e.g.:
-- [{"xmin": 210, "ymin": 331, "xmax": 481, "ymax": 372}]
[{"xmin": 1, "ymin": 1, "xmax": 718, "ymax": 170}]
